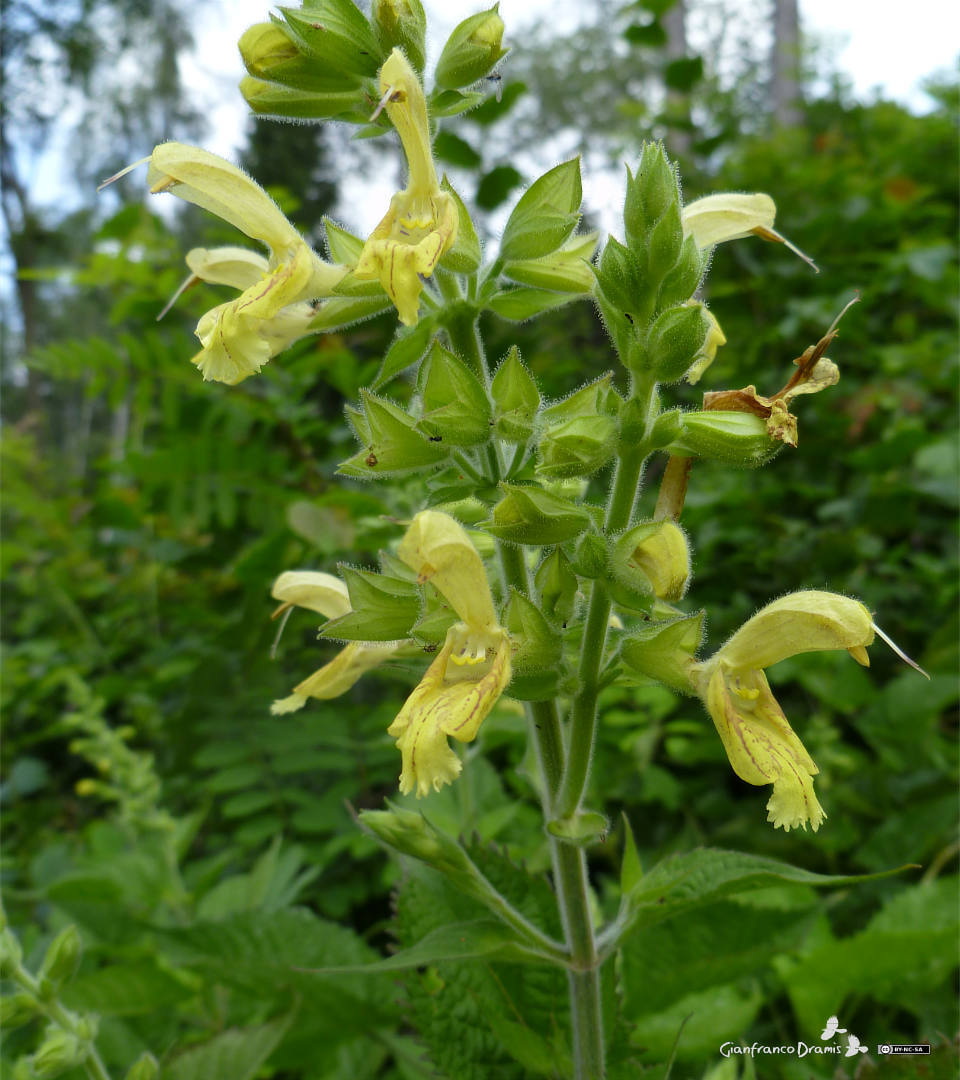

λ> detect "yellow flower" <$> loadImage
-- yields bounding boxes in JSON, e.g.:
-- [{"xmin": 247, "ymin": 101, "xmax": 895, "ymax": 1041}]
[
  {"xmin": 354, "ymin": 50, "xmax": 458, "ymax": 326},
  {"xmin": 681, "ymin": 192, "xmax": 816, "ymax": 271},
  {"xmin": 691, "ymin": 591, "xmax": 875, "ymax": 832},
  {"xmin": 141, "ymin": 143, "xmax": 345, "ymax": 383},
  {"xmin": 684, "ymin": 303, "xmax": 727, "ymax": 385},
  {"xmin": 269, "ymin": 571, "xmax": 400, "ymax": 715},
  {"xmin": 388, "ymin": 510, "xmax": 510, "ymax": 797}
]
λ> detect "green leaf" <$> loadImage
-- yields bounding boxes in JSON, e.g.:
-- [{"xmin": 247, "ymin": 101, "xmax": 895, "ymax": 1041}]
[
  {"xmin": 324, "ymin": 217, "xmax": 366, "ymax": 264},
  {"xmin": 487, "ymin": 286, "xmax": 579, "ymax": 321},
  {"xmin": 417, "ymin": 341, "xmax": 491, "ymax": 445},
  {"xmin": 163, "ymin": 1014, "xmax": 292, "ymax": 1080},
  {"xmin": 439, "ymin": 177, "xmax": 482, "ymax": 273},
  {"xmin": 428, "ymin": 88, "xmax": 486, "ymax": 118},
  {"xmin": 476, "ymin": 164, "xmax": 524, "ymax": 210},
  {"xmin": 61, "ymin": 962, "xmax": 192, "ymax": 1016},
  {"xmin": 310, "ymin": 919, "xmax": 546, "ymax": 974},
  {"xmin": 664, "ymin": 56, "xmax": 703, "ymax": 91},
  {"xmin": 371, "ymin": 319, "xmax": 436, "ymax": 390},
  {"xmin": 309, "ymin": 295, "xmax": 393, "ymax": 332},
  {"xmin": 624, "ymin": 21, "xmax": 667, "ymax": 47},
  {"xmin": 491, "ymin": 345, "xmax": 540, "ymax": 442},
  {"xmin": 613, "ymin": 847, "xmax": 914, "ymax": 943},
  {"xmin": 500, "ymin": 159, "xmax": 582, "ymax": 261},
  {"xmin": 338, "ymin": 390, "xmax": 449, "ymax": 476},
  {"xmin": 433, "ymin": 131, "xmax": 482, "ymax": 168},
  {"xmin": 319, "ymin": 567, "xmax": 419, "ymax": 641}
]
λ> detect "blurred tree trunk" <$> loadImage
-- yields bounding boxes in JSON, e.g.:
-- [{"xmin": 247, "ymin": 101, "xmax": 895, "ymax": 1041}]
[
  {"xmin": 664, "ymin": 0, "xmax": 692, "ymax": 157},
  {"xmin": 771, "ymin": 0, "xmax": 803, "ymax": 127}
]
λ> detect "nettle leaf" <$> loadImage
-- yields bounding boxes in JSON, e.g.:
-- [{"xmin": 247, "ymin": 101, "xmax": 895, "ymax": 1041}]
[
  {"xmin": 620, "ymin": 900, "xmax": 813, "ymax": 1018},
  {"xmin": 61, "ymin": 962, "xmax": 192, "ymax": 1016},
  {"xmin": 163, "ymin": 1014, "xmax": 292, "ymax": 1080},
  {"xmin": 778, "ymin": 876, "xmax": 959, "ymax": 1034},
  {"xmin": 392, "ymin": 844, "xmax": 568, "ymax": 1079},
  {"xmin": 610, "ymin": 847, "xmax": 913, "ymax": 945}
]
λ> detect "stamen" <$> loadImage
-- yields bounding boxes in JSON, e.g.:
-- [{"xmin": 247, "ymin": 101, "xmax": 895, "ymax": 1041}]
[
  {"xmin": 270, "ymin": 606, "xmax": 293, "ymax": 659},
  {"xmin": 752, "ymin": 225, "xmax": 819, "ymax": 274},
  {"xmin": 370, "ymin": 83, "xmax": 397, "ymax": 122},
  {"xmin": 872, "ymin": 621, "xmax": 930, "ymax": 679},
  {"xmin": 96, "ymin": 156, "xmax": 151, "ymax": 192},
  {"xmin": 156, "ymin": 274, "xmax": 198, "ymax": 321}
]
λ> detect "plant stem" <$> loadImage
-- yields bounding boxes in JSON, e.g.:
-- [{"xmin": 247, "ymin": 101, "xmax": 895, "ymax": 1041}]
[
  {"xmin": 554, "ymin": 442, "xmax": 647, "ymax": 821},
  {"xmin": 445, "ymin": 308, "xmax": 609, "ymax": 1079}
]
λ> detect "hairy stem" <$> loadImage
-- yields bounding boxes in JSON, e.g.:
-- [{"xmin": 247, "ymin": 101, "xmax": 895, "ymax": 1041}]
[{"xmin": 446, "ymin": 309, "xmax": 608, "ymax": 1080}]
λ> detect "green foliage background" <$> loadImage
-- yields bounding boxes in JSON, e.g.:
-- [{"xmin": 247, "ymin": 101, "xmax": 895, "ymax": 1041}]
[{"xmin": 2, "ymin": 1, "xmax": 957, "ymax": 1077}]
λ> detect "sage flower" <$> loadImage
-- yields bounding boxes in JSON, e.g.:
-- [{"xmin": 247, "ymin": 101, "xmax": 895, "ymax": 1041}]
[
  {"xmin": 141, "ymin": 143, "xmax": 345, "ymax": 383},
  {"xmin": 389, "ymin": 510, "xmax": 510, "ymax": 797},
  {"xmin": 681, "ymin": 192, "xmax": 816, "ymax": 270},
  {"xmin": 354, "ymin": 49, "xmax": 458, "ymax": 326},
  {"xmin": 691, "ymin": 591, "xmax": 875, "ymax": 831},
  {"xmin": 270, "ymin": 571, "xmax": 400, "ymax": 715}
]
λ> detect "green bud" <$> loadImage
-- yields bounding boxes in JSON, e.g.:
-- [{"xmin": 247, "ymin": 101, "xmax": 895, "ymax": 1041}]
[
  {"xmin": 0, "ymin": 927, "xmax": 22, "ymax": 976},
  {"xmin": 371, "ymin": 0, "xmax": 427, "ymax": 73},
  {"xmin": 31, "ymin": 1028, "xmax": 86, "ymax": 1079},
  {"xmin": 339, "ymin": 390, "xmax": 448, "ymax": 476},
  {"xmin": 39, "ymin": 926, "xmax": 82, "ymax": 991},
  {"xmin": 619, "ymin": 394, "xmax": 656, "ymax": 444},
  {"xmin": 239, "ymin": 22, "xmax": 361, "ymax": 92},
  {"xmin": 439, "ymin": 178, "xmax": 482, "ymax": 274},
  {"xmin": 504, "ymin": 589, "xmax": 563, "ymax": 672},
  {"xmin": 500, "ymin": 158, "xmax": 582, "ymax": 262},
  {"xmin": 487, "ymin": 484, "xmax": 592, "ymax": 545},
  {"xmin": 619, "ymin": 611, "xmax": 704, "ymax": 693},
  {"xmin": 624, "ymin": 143, "xmax": 679, "ymax": 249},
  {"xmin": 547, "ymin": 810, "xmax": 608, "ymax": 847},
  {"xmin": 572, "ymin": 531, "xmax": 608, "ymax": 579},
  {"xmin": 646, "ymin": 201, "xmax": 684, "ymax": 287},
  {"xmin": 491, "ymin": 346, "xmax": 540, "ymax": 442},
  {"xmin": 649, "ymin": 409, "xmax": 683, "ymax": 448},
  {"xmin": 360, "ymin": 805, "xmax": 472, "ymax": 877},
  {"xmin": 435, "ymin": 5, "xmax": 508, "ymax": 90},
  {"xmin": 321, "ymin": 568, "xmax": 419, "ymax": 642},
  {"xmin": 594, "ymin": 236, "xmax": 644, "ymax": 319},
  {"xmin": 643, "ymin": 303, "xmax": 709, "ymax": 382},
  {"xmin": 535, "ymin": 548, "xmax": 578, "ymax": 626},
  {"xmin": 537, "ymin": 415, "xmax": 618, "ymax": 479},
  {"xmin": 0, "ymin": 992, "xmax": 40, "ymax": 1030},
  {"xmin": 124, "ymin": 1052, "xmax": 160, "ymax": 1080},
  {"xmin": 279, "ymin": 3, "xmax": 383, "ymax": 79},
  {"xmin": 417, "ymin": 341, "xmax": 492, "ymax": 446},
  {"xmin": 611, "ymin": 520, "xmax": 690, "ymax": 602},
  {"xmin": 656, "ymin": 234, "xmax": 706, "ymax": 310},
  {"xmin": 665, "ymin": 410, "xmax": 781, "ymax": 467},
  {"xmin": 504, "ymin": 231, "xmax": 598, "ymax": 294},
  {"xmin": 239, "ymin": 77, "xmax": 368, "ymax": 122}
]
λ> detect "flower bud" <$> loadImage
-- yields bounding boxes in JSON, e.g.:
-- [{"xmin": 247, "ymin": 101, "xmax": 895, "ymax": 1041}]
[
  {"xmin": 642, "ymin": 303, "xmax": 709, "ymax": 382},
  {"xmin": 279, "ymin": 3, "xmax": 383, "ymax": 79},
  {"xmin": 124, "ymin": 1052, "xmax": 160, "ymax": 1080},
  {"xmin": 684, "ymin": 303, "xmax": 726, "ymax": 384},
  {"xmin": 31, "ymin": 1029, "xmax": 86, "ymax": 1079},
  {"xmin": 537, "ymin": 415, "xmax": 618, "ymax": 479},
  {"xmin": 504, "ymin": 589, "xmax": 562, "ymax": 672},
  {"xmin": 619, "ymin": 611, "xmax": 703, "ymax": 693},
  {"xmin": 39, "ymin": 926, "xmax": 82, "ymax": 991},
  {"xmin": 491, "ymin": 346, "xmax": 540, "ymax": 442},
  {"xmin": 239, "ymin": 22, "xmax": 361, "ymax": 92},
  {"xmin": 535, "ymin": 548, "xmax": 578, "ymax": 626},
  {"xmin": 623, "ymin": 143, "xmax": 680, "ymax": 248},
  {"xmin": 371, "ymin": 0, "xmax": 427, "ymax": 73},
  {"xmin": 0, "ymin": 992, "xmax": 40, "ymax": 1030},
  {"xmin": 572, "ymin": 532, "xmax": 608, "ymax": 580},
  {"xmin": 488, "ymin": 484, "xmax": 592, "ymax": 545},
  {"xmin": 664, "ymin": 410, "xmax": 781, "ymax": 467},
  {"xmin": 611, "ymin": 520, "xmax": 690, "ymax": 601},
  {"xmin": 0, "ymin": 927, "xmax": 22, "ymax": 976},
  {"xmin": 435, "ymin": 6, "xmax": 508, "ymax": 90},
  {"xmin": 239, "ymin": 77, "xmax": 368, "ymax": 122}
]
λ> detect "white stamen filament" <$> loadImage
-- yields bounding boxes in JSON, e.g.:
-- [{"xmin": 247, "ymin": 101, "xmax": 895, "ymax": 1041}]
[{"xmin": 872, "ymin": 621, "xmax": 930, "ymax": 679}]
